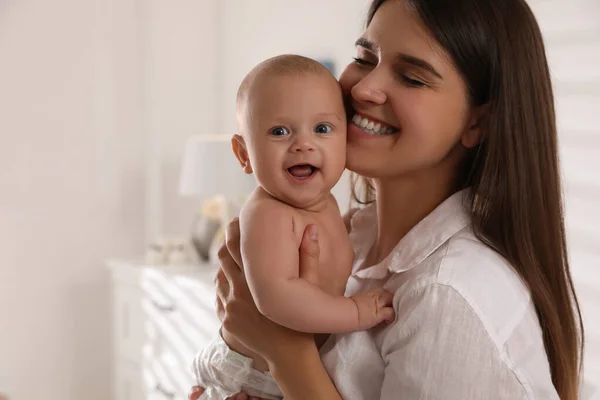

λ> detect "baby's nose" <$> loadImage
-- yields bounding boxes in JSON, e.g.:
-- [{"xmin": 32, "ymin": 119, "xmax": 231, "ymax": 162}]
[{"xmin": 291, "ymin": 136, "xmax": 315, "ymax": 152}]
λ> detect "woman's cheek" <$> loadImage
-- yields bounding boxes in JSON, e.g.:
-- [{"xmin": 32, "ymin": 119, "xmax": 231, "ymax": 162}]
[
  {"xmin": 393, "ymin": 90, "xmax": 440, "ymax": 135},
  {"xmin": 339, "ymin": 65, "xmax": 362, "ymax": 96}
]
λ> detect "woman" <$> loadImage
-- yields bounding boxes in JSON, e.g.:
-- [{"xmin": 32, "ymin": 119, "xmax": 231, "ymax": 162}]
[{"xmin": 191, "ymin": 0, "xmax": 584, "ymax": 398}]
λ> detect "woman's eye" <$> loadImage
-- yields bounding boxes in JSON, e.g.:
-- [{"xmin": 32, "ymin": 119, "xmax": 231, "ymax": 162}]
[
  {"xmin": 270, "ymin": 126, "xmax": 290, "ymax": 136},
  {"xmin": 315, "ymin": 124, "xmax": 333, "ymax": 134},
  {"xmin": 402, "ymin": 76, "xmax": 426, "ymax": 88},
  {"xmin": 353, "ymin": 57, "xmax": 374, "ymax": 66}
]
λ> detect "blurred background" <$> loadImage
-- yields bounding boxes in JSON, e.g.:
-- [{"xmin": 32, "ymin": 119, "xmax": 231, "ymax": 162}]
[{"xmin": 0, "ymin": 0, "xmax": 598, "ymax": 399}]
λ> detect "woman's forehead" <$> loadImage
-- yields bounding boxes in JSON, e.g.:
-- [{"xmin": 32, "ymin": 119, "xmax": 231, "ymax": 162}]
[{"xmin": 364, "ymin": 0, "xmax": 452, "ymax": 72}]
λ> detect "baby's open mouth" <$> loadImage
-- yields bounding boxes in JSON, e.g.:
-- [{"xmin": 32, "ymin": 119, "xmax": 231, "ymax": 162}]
[{"xmin": 288, "ymin": 164, "xmax": 318, "ymax": 180}]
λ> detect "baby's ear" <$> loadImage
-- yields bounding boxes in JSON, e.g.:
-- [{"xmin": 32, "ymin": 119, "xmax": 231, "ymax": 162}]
[{"xmin": 231, "ymin": 134, "xmax": 253, "ymax": 174}]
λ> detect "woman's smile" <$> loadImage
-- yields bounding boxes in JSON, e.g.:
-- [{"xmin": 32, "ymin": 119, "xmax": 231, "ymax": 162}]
[{"xmin": 350, "ymin": 112, "xmax": 399, "ymax": 135}]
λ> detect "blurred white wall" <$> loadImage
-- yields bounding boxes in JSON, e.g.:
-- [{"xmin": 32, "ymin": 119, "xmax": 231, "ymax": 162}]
[
  {"xmin": 0, "ymin": 0, "xmax": 144, "ymax": 399},
  {"xmin": 142, "ymin": 0, "xmax": 220, "ymax": 239}
]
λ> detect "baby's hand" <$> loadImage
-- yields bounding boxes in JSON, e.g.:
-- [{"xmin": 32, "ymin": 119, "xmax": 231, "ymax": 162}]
[{"xmin": 350, "ymin": 288, "xmax": 395, "ymax": 330}]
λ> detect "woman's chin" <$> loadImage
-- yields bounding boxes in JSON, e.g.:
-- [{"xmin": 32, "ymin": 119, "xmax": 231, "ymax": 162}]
[
  {"xmin": 346, "ymin": 146, "xmax": 381, "ymax": 177},
  {"xmin": 345, "ymin": 158, "xmax": 379, "ymax": 179}
]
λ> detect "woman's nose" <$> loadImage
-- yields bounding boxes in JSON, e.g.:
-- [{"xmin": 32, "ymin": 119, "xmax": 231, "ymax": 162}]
[{"xmin": 350, "ymin": 75, "xmax": 387, "ymax": 105}]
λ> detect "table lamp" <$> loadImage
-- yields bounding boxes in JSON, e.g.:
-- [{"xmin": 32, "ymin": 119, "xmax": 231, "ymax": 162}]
[{"xmin": 179, "ymin": 134, "xmax": 256, "ymax": 263}]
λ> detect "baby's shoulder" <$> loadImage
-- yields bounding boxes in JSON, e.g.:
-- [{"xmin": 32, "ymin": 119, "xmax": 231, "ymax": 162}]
[
  {"xmin": 241, "ymin": 189, "xmax": 301, "ymax": 231},
  {"xmin": 242, "ymin": 191, "xmax": 293, "ymax": 217}
]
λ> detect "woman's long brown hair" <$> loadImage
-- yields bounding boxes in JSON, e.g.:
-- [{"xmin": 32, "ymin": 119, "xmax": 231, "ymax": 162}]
[{"xmin": 356, "ymin": 0, "xmax": 585, "ymax": 398}]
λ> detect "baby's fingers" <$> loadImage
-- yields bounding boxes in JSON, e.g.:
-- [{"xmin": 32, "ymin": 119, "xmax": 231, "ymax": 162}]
[
  {"xmin": 378, "ymin": 288, "xmax": 394, "ymax": 307},
  {"xmin": 380, "ymin": 305, "xmax": 395, "ymax": 322},
  {"xmin": 376, "ymin": 288, "xmax": 395, "ymax": 322}
]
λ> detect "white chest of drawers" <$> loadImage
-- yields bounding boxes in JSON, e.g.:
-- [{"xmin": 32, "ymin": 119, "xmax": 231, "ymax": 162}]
[{"xmin": 108, "ymin": 260, "xmax": 220, "ymax": 400}]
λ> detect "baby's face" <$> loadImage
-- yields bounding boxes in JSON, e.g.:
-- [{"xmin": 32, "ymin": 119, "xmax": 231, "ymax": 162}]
[{"xmin": 242, "ymin": 73, "xmax": 347, "ymax": 209}]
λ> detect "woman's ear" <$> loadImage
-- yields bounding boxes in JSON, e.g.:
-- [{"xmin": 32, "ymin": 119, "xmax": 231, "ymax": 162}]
[
  {"xmin": 231, "ymin": 134, "xmax": 253, "ymax": 174},
  {"xmin": 461, "ymin": 104, "xmax": 489, "ymax": 149}
]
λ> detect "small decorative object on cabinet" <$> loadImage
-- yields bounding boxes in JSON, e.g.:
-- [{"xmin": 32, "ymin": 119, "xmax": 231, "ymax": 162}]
[
  {"xmin": 108, "ymin": 259, "xmax": 220, "ymax": 400},
  {"xmin": 178, "ymin": 135, "xmax": 256, "ymax": 264}
]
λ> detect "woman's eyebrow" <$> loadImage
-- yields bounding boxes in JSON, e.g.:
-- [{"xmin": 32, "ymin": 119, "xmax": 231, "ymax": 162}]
[
  {"xmin": 355, "ymin": 37, "xmax": 379, "ymax": 52},
  {"xmin": 395, "ymin": 53, "xmax": 443, "ymax": 79},
  {"xmin": 355, "ymin": 37, "xmax": 443, "ymax": 79}
]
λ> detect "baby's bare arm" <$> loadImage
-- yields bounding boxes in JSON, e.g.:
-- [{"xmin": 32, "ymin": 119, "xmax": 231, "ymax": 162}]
[{"xmin": 240, "ymin": 198, "xmax": 363, "ymax": 333}]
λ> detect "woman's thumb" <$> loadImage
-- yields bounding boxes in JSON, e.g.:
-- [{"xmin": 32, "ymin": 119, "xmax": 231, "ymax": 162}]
[{"xmin": 299, "ymin": 224, "xmax": 320, "ymax": 284}]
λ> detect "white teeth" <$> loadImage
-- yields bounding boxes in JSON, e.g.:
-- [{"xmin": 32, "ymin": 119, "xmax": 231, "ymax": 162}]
[{"xmin": 351, "ymin": 114, "xmax": 395, "ymax": 135}]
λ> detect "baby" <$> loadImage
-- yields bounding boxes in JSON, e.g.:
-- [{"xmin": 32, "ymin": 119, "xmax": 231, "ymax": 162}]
[{"xmin": 193, "ymin": 54, "xmax": 394, "ymax": 399}]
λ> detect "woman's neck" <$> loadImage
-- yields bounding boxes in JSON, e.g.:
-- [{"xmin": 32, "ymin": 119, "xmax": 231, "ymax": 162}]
[{"xmin": 369, "ymin": 174, "xmax": 460, "ymax": 265}]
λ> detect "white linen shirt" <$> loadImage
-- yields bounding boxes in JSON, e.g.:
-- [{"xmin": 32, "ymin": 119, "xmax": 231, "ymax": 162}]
[{"xmin": 319, "ymin": 189, "xmax": 558, "ymax": 399}]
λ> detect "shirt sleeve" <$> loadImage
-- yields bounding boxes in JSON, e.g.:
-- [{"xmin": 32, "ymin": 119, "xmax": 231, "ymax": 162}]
[{"xmin": 379, "ymin": 283, "xmax": 529, "ymax": 400}]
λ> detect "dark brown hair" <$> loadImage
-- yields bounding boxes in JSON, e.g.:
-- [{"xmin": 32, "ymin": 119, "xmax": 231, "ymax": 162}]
[{"xmin": 357, "ymin": 0, "xmax": 584, "ymax": 398}]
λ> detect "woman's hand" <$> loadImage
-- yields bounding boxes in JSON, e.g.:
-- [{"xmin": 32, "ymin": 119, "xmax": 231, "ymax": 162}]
[
  {"xmin": 214, "ymin": 218, "xmax": 318, "ymax": 364},
  {"xmin": 188, "ymin": 386, "xmax": 266, "ymax": 400}
]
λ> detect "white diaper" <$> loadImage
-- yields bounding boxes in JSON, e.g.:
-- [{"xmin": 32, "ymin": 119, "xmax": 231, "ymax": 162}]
[{"xmin": 192, "ymin": 334, "xmax": 282, "ymax": 400}]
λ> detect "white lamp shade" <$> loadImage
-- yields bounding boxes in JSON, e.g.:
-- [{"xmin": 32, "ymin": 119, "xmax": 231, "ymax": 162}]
[{"xmin": 179, "ymin": 134, "xmax": 256, "ymax": 199}]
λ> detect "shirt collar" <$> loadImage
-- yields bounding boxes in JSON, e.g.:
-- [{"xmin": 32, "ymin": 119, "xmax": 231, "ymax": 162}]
[{"xmin": 351, "ymin": 189, "xmax": 471, "ymax": 280}]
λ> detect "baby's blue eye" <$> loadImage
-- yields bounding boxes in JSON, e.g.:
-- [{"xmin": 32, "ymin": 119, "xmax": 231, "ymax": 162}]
[
  {"xmin": 271, "ymin": 126, "xmax": 290, "ymax": 136},
  {"xmin": 315, "ymin": 124, "xmax": 332, "ymax": 134}
]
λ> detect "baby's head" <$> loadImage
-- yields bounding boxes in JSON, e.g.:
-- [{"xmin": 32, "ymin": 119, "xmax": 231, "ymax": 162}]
[{"xmin": 232, "ymin": 54, "xmax": 347, "ymax": 210}]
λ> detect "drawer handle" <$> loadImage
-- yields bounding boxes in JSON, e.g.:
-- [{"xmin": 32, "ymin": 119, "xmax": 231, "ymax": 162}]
[
  {"xmin": 154, "ymin": 383, "xmax": 176, "ymax": 399},
  {"xmin": 151, "ymin": 300, "xmax": 176, "ymax": 313}
]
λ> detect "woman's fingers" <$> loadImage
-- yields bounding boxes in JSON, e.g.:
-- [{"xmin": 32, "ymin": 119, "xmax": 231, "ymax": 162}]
[
  {"xmin": 215, "ymin": 286, "xmax": 226, "ymax": 323},
  {"xmin": 188, "ymin": 386, "xmax": 204, "ymax": 400},
  {"xmin": 226, "ymin": 394, "xmax": 247, "ymax": 400},
  {"xmin": 225, "ymin": 217, "xmax": 244, "ymax": 267},
  {"xmin": 214, "ymin": 268, "xmax": 230, "ymax": 298},
  {"xmin": 218, "ymin": 241, "xmax": 243, "ymax": 285},
  {"xmin": 225, "ymin": 392, "xmax": 270, "ymax": 400},
  {"xmin": 189, "ymin": 387, "xmax": 264, "ymax": 400},
  {"xmin": 214, "ymin": 267, "xmax": 230, "ymax": 324},
  {"xmin": 298, "ymin": 224, "xmax": 321, "ymax": 285}
]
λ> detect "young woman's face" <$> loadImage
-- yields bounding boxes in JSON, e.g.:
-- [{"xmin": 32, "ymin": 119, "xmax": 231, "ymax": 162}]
[{"xmin": 340, "ymin": 0, "xmax": 480, "ymax": 181}]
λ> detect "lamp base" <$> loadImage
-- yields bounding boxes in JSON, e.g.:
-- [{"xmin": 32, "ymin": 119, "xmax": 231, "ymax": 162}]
[{"xmin": 190, "ymin": 216, "xmax": 220, "ymax": 264}]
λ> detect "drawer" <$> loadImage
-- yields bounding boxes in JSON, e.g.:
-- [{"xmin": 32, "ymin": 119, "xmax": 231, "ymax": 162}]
[
  {"xmin": 114, "ymin": 358, "xmax": 191, "ymax": 400},
  {"xmin": 143, "ymin": 353, "xmax": 194, "ymax": 400},
  {"xmin": 112, "ymin": 283, "xmax": 150, "ymax": 364},
  {"xmin": 142, "ymin": 270, "xmax": 221, "ymax": 354},
  {"xmin": 110, "ymin": 262, "xmax": 222, "ymax": 400}
]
